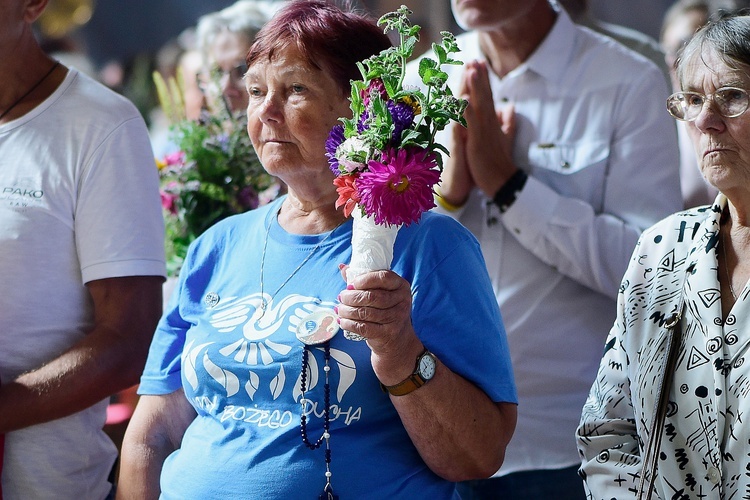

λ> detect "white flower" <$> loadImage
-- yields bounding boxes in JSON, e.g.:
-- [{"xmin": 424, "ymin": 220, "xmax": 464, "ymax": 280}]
[{"xmin": 337, "ymin": 136, "xmax": 369, "ymax": 161}]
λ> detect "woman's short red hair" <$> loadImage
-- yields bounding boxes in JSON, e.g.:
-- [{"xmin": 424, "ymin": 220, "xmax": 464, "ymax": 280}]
[{"xmin": 246, "ymin": 0, "xmax": 392, "ymax": 96}]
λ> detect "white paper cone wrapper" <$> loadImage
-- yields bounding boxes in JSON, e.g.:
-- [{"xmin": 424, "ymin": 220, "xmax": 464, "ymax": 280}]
[{"xmin": 345, "ymin": 209, "xmax": 401, "ymax": 284}]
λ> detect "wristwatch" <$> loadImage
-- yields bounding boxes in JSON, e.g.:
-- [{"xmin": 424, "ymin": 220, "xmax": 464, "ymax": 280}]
[
  {"xmin": 492, "ymin": 169, "xmax": 528, "ymax": 213},
  {"xmin": 380, "ymin": 348, "xmax": 437, "ymax": 396}
]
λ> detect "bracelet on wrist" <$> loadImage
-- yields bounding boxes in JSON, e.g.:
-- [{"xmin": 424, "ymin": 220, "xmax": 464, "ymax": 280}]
[
  {"xmin": 434, "ymin": 189, "xmax": 464, "ymax": 212},
  {"xmin": 492, "ymin": 170, "xmax": 528, "ymax": 213}
]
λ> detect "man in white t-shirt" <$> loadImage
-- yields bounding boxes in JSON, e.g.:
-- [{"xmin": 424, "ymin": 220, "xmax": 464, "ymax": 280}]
[{"xmin": 0, "ymin": 1, "xmax": 166, "ymax": 498}]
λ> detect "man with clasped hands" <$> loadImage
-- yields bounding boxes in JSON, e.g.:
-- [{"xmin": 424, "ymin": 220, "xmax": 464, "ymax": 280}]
[{"xmin": 410, "ymin": 0, "xmax": 683, "ymax": 497}]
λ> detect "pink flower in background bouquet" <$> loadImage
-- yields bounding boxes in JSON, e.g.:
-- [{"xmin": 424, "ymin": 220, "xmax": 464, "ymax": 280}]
[{"xmin": 325, "ymin": 5, "xmax": 467, "ymax": 284}]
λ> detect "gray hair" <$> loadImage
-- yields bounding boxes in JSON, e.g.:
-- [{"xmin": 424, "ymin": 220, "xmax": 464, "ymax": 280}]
[
  {"xmin": 677, "ymin": 13, "xmax": 750, "ymax": 86},
  {"xmin": 196, "ymin": 1, "xmax": 284, "ymax": 65}
]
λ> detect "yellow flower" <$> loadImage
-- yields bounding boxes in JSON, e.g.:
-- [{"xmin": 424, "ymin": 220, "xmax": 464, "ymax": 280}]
[{"xmin": 400, "ymin": 95, "xmax": 421, "ymax": 115}]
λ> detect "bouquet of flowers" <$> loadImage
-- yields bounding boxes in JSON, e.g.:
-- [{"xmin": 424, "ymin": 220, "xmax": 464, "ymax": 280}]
[
  {"xmin": 325, "ymin": 5, "xmax": 466, "ymax": 283},
  {"xmin": 154, "ymin": 70, "xmax": 283, "ymax": 276}
]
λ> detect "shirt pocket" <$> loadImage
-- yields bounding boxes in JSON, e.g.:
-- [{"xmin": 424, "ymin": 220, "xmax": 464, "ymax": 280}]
[{"xmin": 526, "ymin": 139, "xmax": 609, "ymax": 210}]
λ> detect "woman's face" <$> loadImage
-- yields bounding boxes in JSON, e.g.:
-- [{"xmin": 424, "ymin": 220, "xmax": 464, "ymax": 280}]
[
  {"xmin": 683, "ymin": 49, "xmax": 750, "ymax": 196},
  {"xmin": 245, "ymin": 44, "xmax": 351, "ymax": 188}
]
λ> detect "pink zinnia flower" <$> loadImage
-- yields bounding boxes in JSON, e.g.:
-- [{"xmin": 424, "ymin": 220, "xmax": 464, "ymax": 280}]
[
  {"xmin": 357, "ymin": 147, "xmax": 440, "ymax": 226},
  {"xmin": 334, "ymin": 174, "xmax": 361, "ymax": 218}
]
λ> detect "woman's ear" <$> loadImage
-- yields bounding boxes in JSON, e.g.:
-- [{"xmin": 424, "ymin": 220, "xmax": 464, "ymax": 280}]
[{"xmin": 24, "ymin": 0, "xmax": 50, "ymax": 24}]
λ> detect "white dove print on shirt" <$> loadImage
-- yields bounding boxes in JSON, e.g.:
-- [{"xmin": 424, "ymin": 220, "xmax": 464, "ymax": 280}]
[{"xmin": 182, "ymin": 292, "xmax": 356, "ymax": 402}]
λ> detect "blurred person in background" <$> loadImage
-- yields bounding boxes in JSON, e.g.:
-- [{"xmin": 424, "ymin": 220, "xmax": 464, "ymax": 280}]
[
  {"xmin": 560, "ymin": 0, "xmax": 671, "ymax": 86},
  {"xmin": 195, "ymin": 0, "xmax": 282, "ymax": 115},
  {"xmin": 155, "ymin": 28, "xmax": 204, "ymax": 122},
  {"xmin": 0, "ymin": 0, "xmax": 165, "ymax": 497},
  {"xmin": 149, "ymin": 29, "xmax": 205, "ymax": 158}
]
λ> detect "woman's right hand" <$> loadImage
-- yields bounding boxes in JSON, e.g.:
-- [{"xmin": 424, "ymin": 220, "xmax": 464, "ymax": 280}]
[{"xmin": 336, "ymin": 267, "xmax": 425, "ymax": 385}]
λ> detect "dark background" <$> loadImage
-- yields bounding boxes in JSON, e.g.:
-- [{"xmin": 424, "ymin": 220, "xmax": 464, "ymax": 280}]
[
  {"xmin": 38, "ymin": 0, "xmax": 675, "ymax": 124},
  {"xmin": 74, "ymin": 0, "xmax": 675, "ymax": 67}
]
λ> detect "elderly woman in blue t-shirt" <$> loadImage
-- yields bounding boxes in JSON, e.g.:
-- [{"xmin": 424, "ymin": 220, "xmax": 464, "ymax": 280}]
[{"xmin": 117, "ymin": 2, "xmax": 517, "ymax": 498}]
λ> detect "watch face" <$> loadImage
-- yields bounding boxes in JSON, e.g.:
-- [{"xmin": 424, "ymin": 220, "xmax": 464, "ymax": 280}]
[{"xmin": 418, "ymin": 353, "xmax": 436, "ymax": 380}]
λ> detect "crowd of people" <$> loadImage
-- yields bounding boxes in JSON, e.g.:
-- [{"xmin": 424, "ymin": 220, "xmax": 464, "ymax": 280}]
[{"xmin": 3, "ymin": 0, "xmax": 750, "ymax": 498}]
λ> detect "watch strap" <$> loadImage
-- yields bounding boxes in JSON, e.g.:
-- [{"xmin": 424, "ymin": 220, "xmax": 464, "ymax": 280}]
[
  {"xmin": 380, "ymin": 348, "xmax": 434, "ymax": 397},
  {"xmin": 492, "ymin": 169, "xmax": 528, "ymax": 213}
]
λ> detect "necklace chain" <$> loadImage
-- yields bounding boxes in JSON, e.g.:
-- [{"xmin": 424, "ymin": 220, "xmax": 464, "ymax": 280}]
[
  {"xmin": 0, "ymin": 61, "xmax": 60, "ymax": 121},
  {"xmin": 259, "ymin": 204, "xmax": 343, "ymax": 498},
  {"xmin": 258, "ymin": 206, "xmax": 343, "ymax": 312},
  {"xmin": 722, "ymin": 228, "xmax": 739, "ymax": 300}
]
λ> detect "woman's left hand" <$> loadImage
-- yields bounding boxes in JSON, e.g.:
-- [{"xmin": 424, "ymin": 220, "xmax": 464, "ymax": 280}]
[{"xmin": 337, "ymin": 265, "xmax": 424, "ymax": 385}]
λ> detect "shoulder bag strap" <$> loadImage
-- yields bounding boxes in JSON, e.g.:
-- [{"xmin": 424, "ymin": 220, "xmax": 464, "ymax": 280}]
[{"xmin": 636, "ymin": 307, "xmax": 683, "ymax": 500}]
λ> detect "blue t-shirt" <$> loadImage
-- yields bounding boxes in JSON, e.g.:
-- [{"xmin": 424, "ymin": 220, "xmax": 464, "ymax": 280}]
[{"xmin": 140, "ymin": 197, "xmax": 516, "ymax": 499}]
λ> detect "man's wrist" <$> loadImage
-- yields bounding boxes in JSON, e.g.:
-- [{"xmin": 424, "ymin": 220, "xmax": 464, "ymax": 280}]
[
  {"xmin": 492, "ymin": 170, "xmax": 528, "ymax": 213},
  {"xmin": 434, "ymin": 188, "xmax": 465, "ymax": 212}
]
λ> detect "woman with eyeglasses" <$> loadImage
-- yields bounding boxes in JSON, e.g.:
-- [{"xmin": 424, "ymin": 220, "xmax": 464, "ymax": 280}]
[
  {"xmin": 195, "ymin": 1, "xmax": 281, "ymax": 114},
  {"xmin": 577, "ymin": 12, "xmax": 750, "ymax": 499}
]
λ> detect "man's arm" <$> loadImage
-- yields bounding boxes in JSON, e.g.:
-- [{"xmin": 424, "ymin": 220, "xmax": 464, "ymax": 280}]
[
  {"xmin": 0, "ymin": 275, "xmax": 162, "ymax": 432},
  {"xmin": 462, "ymin": 59, "xmax": 682, "ymax": 298}
]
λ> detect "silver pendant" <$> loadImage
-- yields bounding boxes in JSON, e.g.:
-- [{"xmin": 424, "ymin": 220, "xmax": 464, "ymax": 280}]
[{"xmin": 296, "ymin": 310, "xmax": 340, "ymax": 346}]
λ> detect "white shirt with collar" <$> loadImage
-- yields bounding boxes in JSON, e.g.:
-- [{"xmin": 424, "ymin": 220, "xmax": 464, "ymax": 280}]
[{"xmin": 412, "ymin": 7, "xmax": 682, "ymax": 475}]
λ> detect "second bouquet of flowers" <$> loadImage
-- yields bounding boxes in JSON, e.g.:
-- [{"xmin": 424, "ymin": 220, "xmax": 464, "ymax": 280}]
[
  {"xmin": 153, "ymin": 70, "xmax": 283, "ymax": 276},
  {"xmin": 326, "ymin": 5, "xmax": 467, "ymax": 284}
]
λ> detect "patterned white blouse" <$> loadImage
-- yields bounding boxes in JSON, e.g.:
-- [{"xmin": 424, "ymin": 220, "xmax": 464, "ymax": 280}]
[{"xmin": 577, "ymin": 194, "xmax": 750, "ymax": 499}]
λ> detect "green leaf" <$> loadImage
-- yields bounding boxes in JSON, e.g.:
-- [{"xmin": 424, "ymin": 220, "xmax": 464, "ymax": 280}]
[{"xmin": 432, "ymin": 43, "xmax": 447, "ymax": 64}]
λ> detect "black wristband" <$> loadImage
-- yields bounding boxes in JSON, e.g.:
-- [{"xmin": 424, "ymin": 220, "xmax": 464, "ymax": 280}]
[{"xmin": 492, "ymin": 170, "xmax": 528, "ymax": 213}]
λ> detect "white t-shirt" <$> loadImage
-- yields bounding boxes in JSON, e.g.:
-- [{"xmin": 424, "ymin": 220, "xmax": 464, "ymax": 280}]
[{"xmin": 0, "ymin": 68, "xmax": 166, "ymax": 499}]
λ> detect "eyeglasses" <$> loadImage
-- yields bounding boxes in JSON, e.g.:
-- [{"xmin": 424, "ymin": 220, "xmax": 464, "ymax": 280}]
[
  {"xmin": 210, "ymin": 62, "xmax": 248, "ymax": 83},
  {"xmin": 666, "ymin": 87, "xmax": 750, "ymax": 121},
  {"xmin": 197, "ymin": 62, "xmax": 248, "ymax": 91}
]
